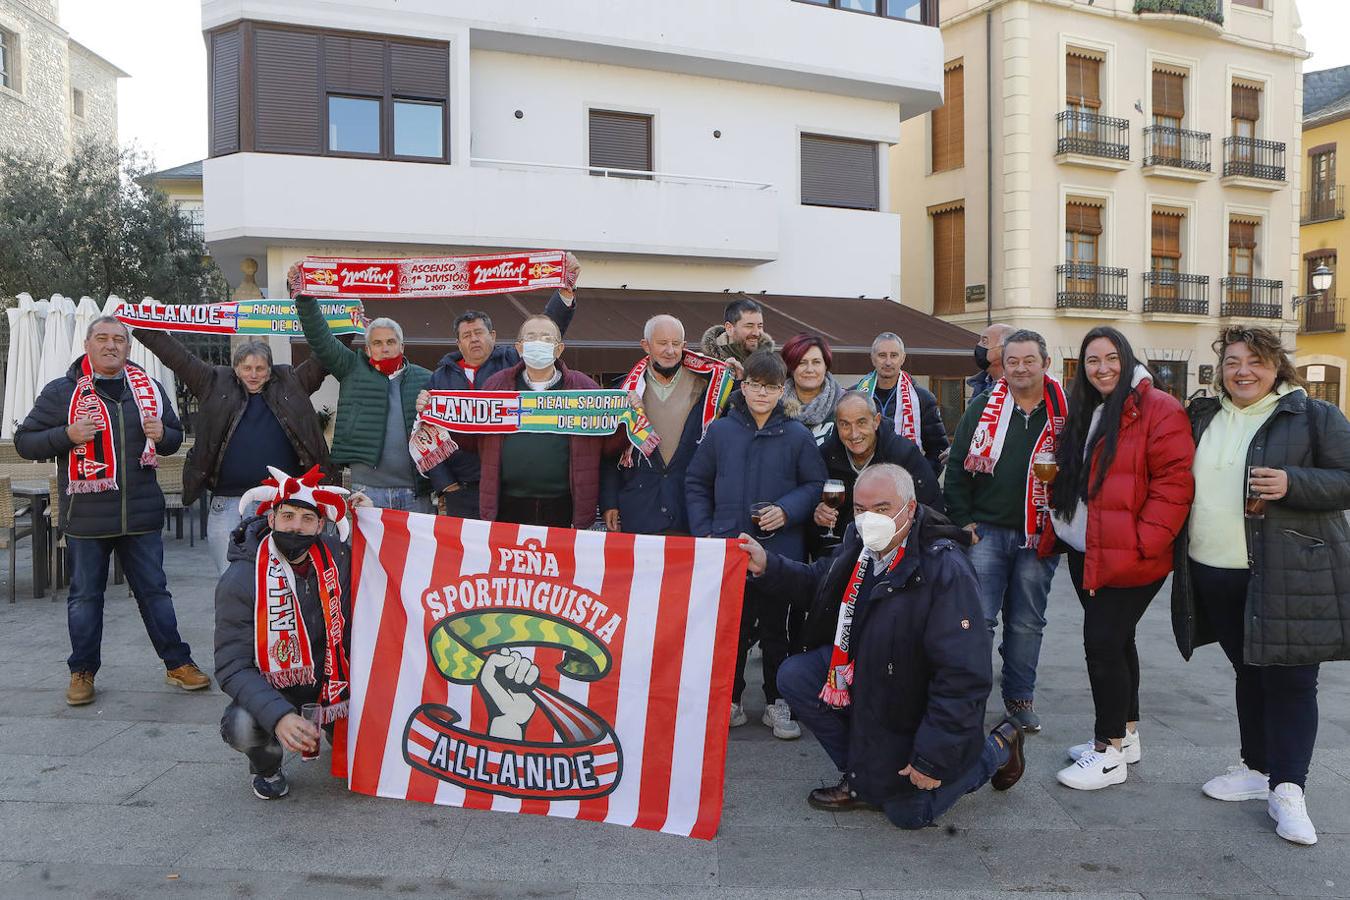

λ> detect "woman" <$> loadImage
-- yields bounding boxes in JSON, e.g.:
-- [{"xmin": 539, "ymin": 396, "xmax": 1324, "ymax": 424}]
[
  {"xmin": 781, "ymin": 333, "xmax": 845, "ymax": 446},
  {"xmin": 1040, "ymin": 327, "xmax": 1194, "ymax": 791},
  {"xmin": 1172, "ymin": 326, "xmax": 1350, "ymax": 846}
]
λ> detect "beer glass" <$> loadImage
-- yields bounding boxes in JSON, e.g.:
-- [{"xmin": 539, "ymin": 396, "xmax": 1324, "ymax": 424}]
[
  {"xmin": 300, "ymin": 703, "xmax": 322, "ymax": 761},
  {"xmin": 821, "ymin": 480, "xmax": 846, "ymax": 539},
  {"xmin": 1245, "ymin": 467, "xmax": 1267, "ymax": 520}
]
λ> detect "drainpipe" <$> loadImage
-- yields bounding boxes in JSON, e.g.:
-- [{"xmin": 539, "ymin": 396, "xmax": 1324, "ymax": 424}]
[{"xmin": 985, "ymin": 9, "xmax": 994, "ymax": 327}]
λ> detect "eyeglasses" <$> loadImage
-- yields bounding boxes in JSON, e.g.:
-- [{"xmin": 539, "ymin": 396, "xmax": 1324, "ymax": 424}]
[
  {"xmin": 742, "ymin": 381, "xmax": 784, "ymax": 395},
  {"xmin": 520, "ymin": 334, "xmax": 559, "ymax": 344}
]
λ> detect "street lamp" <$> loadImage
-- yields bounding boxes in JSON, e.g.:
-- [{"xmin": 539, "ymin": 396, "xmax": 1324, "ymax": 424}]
[{"xmin": 1312, "ymin": 264, "xmax": 1333, "ymax": 293}]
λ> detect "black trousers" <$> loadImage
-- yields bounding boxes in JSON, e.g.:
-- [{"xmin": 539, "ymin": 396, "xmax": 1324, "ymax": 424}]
[
  {"xmin": 498, "ymin": 494, "xmax": 573, "ymax": 528},
  {"xmin": 1066, "ymin": 551, "xmax": 1165, "ymax": 743},
  {"xmin": 1189, "ymin": 561, "xmax": 1320, "ymax": 789},
  {"xmin": 733, "ymin": 577, "xmax": 791, "ymax": 706},
  {"xmin": 439, "ymin": 481, "xmax": 481, "ymax": 519}
]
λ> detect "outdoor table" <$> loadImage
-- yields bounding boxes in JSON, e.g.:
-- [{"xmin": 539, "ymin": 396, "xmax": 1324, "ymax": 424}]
[{"xmin": 11, "ymin": 481, "xmax": 49, "ymax": 599}]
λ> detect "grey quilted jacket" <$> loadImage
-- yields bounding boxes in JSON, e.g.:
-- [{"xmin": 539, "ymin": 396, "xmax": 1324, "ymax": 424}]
[{"xmin": 1171, "ymin": 389, "xmax": 1350, "ymax": 666}]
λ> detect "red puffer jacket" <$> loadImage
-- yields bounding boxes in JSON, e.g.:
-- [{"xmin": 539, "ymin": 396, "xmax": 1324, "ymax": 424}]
[
  {"xmin": 1039, "ymin": 378, "xmax": 1196, "ymax": 590},
  {"xmin": 476, "ymin": 359, "xmax": 612, "ymax": 529}
]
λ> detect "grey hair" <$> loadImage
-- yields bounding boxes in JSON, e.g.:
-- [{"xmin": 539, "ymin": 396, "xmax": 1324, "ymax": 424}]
[
  {"xmin": 871, "ymin": 332, "xmax": 905, "ymax": 354},
  {"xmin": 856, "ymin": 463, "xmax": 915, "ymax": 504},
  {"xmin": 366, "ymin": 317, "xmax": 404, "ymax": 343},
  {"xmin": 1001, "ymin": 328, "xmax": 1050, "ymax": 362},
  {"xmin": 232, "ymin": 340, "xmax": 273, "ymax": 368},
  {"xmin": 643, "ymin": 314, "xmax": 685, "ymax": 343},
  {"xmin": 835, "ymin": 390, "xmax": 879, "ymax": 416},
  {"xmin": 86, "ymin": 315, "xmax": 130, "ymax": 340}
]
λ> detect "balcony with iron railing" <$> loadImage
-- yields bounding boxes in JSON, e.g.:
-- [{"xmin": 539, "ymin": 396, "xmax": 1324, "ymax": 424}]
[
  {"xmin": 1056, "ymin": 264, "xmax": 1129, "ymax": 312},
  {"xmin": 1302, "ymin": 186, "xmax": 1345, "ymax": 224},
  {"xmin": 1297, "ymin": 294, "xmax": 1345, "ymax": 334},
  {"xmin": 1142, "ymin": 271, "xmax": 1209, "ymax": 315},
  {"xmin": 1222, "ymin": 136, "xmax": 1286, "ymax": 185},
  {"xmin": 1219, "ymin": 277, "xmax": 1283, "ymax": 318},
  {"xmin": 1132, "ymin": 0, "xmax": 1224, "ymax": 33},
  {"xmin": 1142, "ymin": 126, "xmax": 1211, "ymax": 178},
  {"xmin": 1056, "ymin": 110, "xmax": 1130, "ymax": 170}
]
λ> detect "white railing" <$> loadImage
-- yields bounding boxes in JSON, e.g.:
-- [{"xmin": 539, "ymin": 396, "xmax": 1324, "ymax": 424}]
[{"xmin": 470, "ymin": 157, "xmax": 774, "ymax": 190}]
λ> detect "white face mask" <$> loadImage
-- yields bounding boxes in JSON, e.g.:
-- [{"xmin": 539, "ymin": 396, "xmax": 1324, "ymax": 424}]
[
  {"xmin": 854, "ymin": 506, "xmax": 910, "ymax": 553},
  {"xmin": 521, "ymin": 340, "xmax": 557, "ymax": 370}
]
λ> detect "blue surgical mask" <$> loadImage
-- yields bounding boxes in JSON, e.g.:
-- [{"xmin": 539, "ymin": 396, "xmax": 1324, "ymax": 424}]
[{"xmin": 522, "ymin": 341, "xmax": 556, "ymax": 369}]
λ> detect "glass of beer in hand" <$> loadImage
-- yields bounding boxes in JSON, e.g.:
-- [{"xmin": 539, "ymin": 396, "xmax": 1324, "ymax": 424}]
[
  {"xmin": 821, "ymin": 480, "xmax": 846, "ymax": 539},
  {"xmin": 1033, "ymin": 450, "xmax": 1059, "ymax": 486},
  {"xmin": 300, "ymin": 703, "xmax": 322, "ymax": 761},
  {"xmin": 1245, "ymin": 467, "xmax": 1267, "ymax": 520},
  {"xmin": 750, "ymin": 502, "xmax": 773, "ymax": 539}
]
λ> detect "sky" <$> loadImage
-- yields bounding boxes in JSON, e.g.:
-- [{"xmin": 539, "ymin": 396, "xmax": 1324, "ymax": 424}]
[{"xmin": 58, "ymin": 0, "xmax": 1350, "ymax": 173}]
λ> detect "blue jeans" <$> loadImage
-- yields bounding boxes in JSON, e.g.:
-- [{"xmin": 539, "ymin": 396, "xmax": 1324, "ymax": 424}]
[
  {"xmin": 66, "ymin": 531, "xmax": 193, "ymax": 674},
  {"xmin": 353, "ymin": 485, "xmax": 433, "ymax": 514},
  {"xmin": 778, "ymin": 645, "xmax": 1009, "ymax": 829},
  {"xmin": 965, "ymin": 524, "xmax": 1058, "ymax": 703}
]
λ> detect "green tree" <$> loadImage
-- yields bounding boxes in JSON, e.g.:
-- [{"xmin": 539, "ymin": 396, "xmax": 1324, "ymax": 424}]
[{"xmin": 0, "ymin": 141, "xmax": 228, "ymax": 304}]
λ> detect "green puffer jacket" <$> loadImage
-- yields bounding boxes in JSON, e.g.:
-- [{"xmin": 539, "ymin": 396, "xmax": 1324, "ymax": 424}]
[{"xmin": 296, "ymin": 296, "xmax": 431, "ymax": 490}]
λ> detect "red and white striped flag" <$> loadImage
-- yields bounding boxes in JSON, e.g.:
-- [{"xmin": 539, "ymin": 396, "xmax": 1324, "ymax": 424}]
[{"xmin": 345, "ymin": 508, "xmax": 748, "ymax": 839}]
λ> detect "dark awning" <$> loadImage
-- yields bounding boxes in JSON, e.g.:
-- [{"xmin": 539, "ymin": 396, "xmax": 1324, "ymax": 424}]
[{"xmin": 294, "ymin": 289, "xmax": 979, "ymax": 379}]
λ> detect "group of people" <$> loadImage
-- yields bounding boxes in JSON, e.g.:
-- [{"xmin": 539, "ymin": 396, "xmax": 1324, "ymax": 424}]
[{"xmin": 14, "ymin": 261, "xmax": 1350, "ymax": 846}]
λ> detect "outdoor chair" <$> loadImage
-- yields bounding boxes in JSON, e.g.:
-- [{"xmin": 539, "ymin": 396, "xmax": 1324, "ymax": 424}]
[
  {"xmin": 1, "ymin": 476, "xmax": 36, "ymax": 604},
  {"xmin": 157, "ymin": 455, "xmax": 195, "ymax": 545},
  {"xmin": 47, "ymin": 475, "xmax": 67, "ymax": 600},
  {"xmin": 0, "ymin": 442, "xmax": 26, "ymax": 464}
]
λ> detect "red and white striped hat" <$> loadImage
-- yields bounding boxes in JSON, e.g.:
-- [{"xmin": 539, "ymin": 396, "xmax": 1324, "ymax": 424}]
[{"xmin": 239, "ymin": 465, "xmax": 352, "ymax": 540}]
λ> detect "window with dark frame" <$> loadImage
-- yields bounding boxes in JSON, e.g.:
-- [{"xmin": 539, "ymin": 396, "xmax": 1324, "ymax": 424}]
[
  {"xmin": 1065, "ymin": 201, "xmax": 1102, "ymax": 296},
  {"xmin": 1228, "ymin": 217, "xmax": 1259, "ymax": 303},
  {"xmin": 1151, "ymin": 69, "xmax": 1185, "ymax": 158},
  {"xmin": 1232, "ymin": 83, "xmax": 1260, "ymax": 146},
  {"xmin": 792, "ymin": 0, "xmax": 937, "ymax": 26},
  {"xmin": 801, "ymin": 133, "xmax": 880, "ymax": 210},
  {"xmin": 931, "ymin": 377, "xmax": 964, "ymax": 435},
  {"xmin": 1310, "ymin": 148, "xmax": 1336, "ymax": 201},
  {"xmin": 931, "ymin": 205, "xmax": 965, "ymax": 316},
  {"xmin": 588, "ymin": 110, "xmax": 654, "ymax": 179},
  {"xmin": 1148, "ymin": 360, "xmax": 1187, "ymax": 402},
  {"xmin": 1151, "ymin": 209, "xmax": 1183, "ymax": 297},
  {"xmin": 931, "ymin": 62, "xmax": 964, "ymax": 174},
  {"xmin": 1299, "ymin": 365, "xmax": 1340, "ymax": 407}
]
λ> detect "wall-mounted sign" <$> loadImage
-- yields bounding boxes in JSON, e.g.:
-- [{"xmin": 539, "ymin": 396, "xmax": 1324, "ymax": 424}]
[{"xmin": 965, "ymin": 284, "xmax": 986, "ymax": 304}]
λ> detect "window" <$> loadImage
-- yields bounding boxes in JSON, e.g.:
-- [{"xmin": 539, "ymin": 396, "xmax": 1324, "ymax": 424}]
[
  {"xmin": 1299, "ymin": 365, "xmax": 1340, "ymax": 407},
  {"xmin": 931, "ymin": 62, "xmax": 964, "ymax": 173},
  {"xmin": 328, "ymin": 96, "xmax": 380, "ymax": 154},
  {"xmin": 793, "ymin": 0, "xmax": 936, "ymax": 24},
  {"xmin": 1151, "ymin": 210, "xmax": 1183, "ymax": 297},
  {"xmin": 1232, "ymin": 0, "xmax": 1264, "ymax": 7},
  {"xmin": 0, "ymin": 27, "xmax": 18, "ymax": 92},
  {"xmin": 1228, "ymin": 217, "xmax": 1259, "ymax": 303},
  {"xmin": 1152, "ymin": 69, "xmax": 1185, "ymax": 157},
  {"xmin": 394, "ymin": 99, "xmax": 443, "ymax": 158},
  {"xmin": 588, "ymin": 110, "xmax": 653, "ymax": 178},
  {"xmin": 1066, "ymin": 52, "xmax": 1102, "ymax": 112},
  {"xmin": 1063, "ymin": 359, "xmax": 1080, "ymax": 385},
  {"xmin": 1310, "ymin": 147, "xmax": 1336, "ymax": 198},
  {"xmin": 1232, "ymin": 83, "xmax": 1260, "ymax": 141},
  {"xmin": 801, "ymin": 134, "xmax": 880, "ymax": 210},
  {"xmin": 71, "ymin": 87, "xmax": 85, "ymax": 119},
  {"xmin": 1065, "ymin": 201, "xmax": 1102, "ymax": 294},
  {"xmin": 931, "ymin": 205, "xmax": 965, "ymax": 315},
  {"xmin": 931, "ymin": 378, "xmax": 964, "ymax": 433},
  {"xmin": 1305, "ymin": 251, "xmax": 1336, "ymax": 296},
  {"xmin": 1148, "ymin": 360, "xmax": 1187, "ymax": 402}
]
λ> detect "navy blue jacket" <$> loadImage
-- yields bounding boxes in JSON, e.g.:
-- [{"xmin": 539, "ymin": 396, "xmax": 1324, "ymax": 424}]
[
  {"xmin": 760, "ymin": 508, "xmax": 989, "ymax": 801},
  {"xmin": 424, "ymin": 291, "xmax": 575, "ymax": 491},
  {"xmin": 685, "ymin": 393, "xmax": 827, "ymax": 561},
  {"xmin": 600, "ymin": 373, "xmax": 722, "ymax": 535},
  {"xmin": 819, "ymin": 419, "xmax": 944, "ymax": 526},
  {"xmin": 966, "ymin": 370, "xmax": 994, "ymax": 405}
]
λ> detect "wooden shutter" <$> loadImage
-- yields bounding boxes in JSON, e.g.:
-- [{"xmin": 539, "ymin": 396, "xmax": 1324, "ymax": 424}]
[
  {"xmin": 1232, "ymin": 84, "xmax": 1261, "ymax": 122},
  {"xmin": 589, "ymin": 110, "xmax": 653, "ymax": 175},
  {"xmin": 1065, "ymin": 202, "xmax": 1103, "ymax": 235},
  {"xmin": 1066, "ymin": 53, "xmax": 1102, "ymax": 109},
  {"xmin": 1153, "ymin": 70, "xmax": 1185, "ymax": 120},
  {"xmin": 801, "ymin": 134, "xmax": 879, "ymax": 210},
  {"xmin": 931, "ymin": 63, "xmax": 964, "ymax": 173},
  {"xmin": 1151, "ymin": 210, "xmax": 1182, "ymax": 259},
  {"xmin": 209, "ymin": 27, "xmax": 241, "ymax": 156},
  {"xmin": 324, "ymin": 34, "xmax": 385, "ymax": 96},
  {"xmin": 1229, "ymin": 218, "xmax": 1258, "ymax": 249},
  {"xmin": 390, "ymin": 41, "xmax": 448, "ymax": 99},
  {"xmin": 253, "ymin": 27, "xmax": 322, "ymax": 154},
  {"xmin": 932, "ymin": 206, "xmax": 966, "ymax": 316}
]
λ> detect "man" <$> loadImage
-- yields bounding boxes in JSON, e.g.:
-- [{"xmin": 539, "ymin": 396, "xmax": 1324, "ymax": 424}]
[
  {"xmin": 748, "ymin": 464, "xmax": 1025, "ymax": 828},
  {"xmin": 132, "ymin": 332, "xmax": 337, "ymax": 573},
  {"xmin": 215, "ymin": 466, "xmax": 370, "ymax": 799},
  {"xmin": 701, "ymin": 297, "xmax": 774, "ymax": 372},
  {"xmin": 943, "ymin": 329, "xmax": 1066, "ymax": 732},
  {"xmin": 293, "ymin": 268, "xmax": 433, "ymax": 512},
  {"xmin": 852, "ymin": 333, "xmax": 948, "ymax": 477},
  {"xmin": 16, "ymin": 316, "xmax": 210, "ymax": 706},
  {"xmin": 814, "ymin": 392, "xmax": 942, "ymax": 545},
  {"xmin": 475, "ymin": 315, "xmax": 607, "ymax": 528},
  {"xmin": 425, "ymin": 254, "xmax": 579, "ymax": 518},
  {"xmin": 600, "ymin": 314, "xmax": 731, "ymax": 535},
  {"xmin": 968, "ymin": 322, "xmax": 1013, "ymax": 402}
]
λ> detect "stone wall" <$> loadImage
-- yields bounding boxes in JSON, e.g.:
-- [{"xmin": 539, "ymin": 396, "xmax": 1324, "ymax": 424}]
[{"xmin": 68, "ymin": 42, "xmax": 116, "ymax": 147}]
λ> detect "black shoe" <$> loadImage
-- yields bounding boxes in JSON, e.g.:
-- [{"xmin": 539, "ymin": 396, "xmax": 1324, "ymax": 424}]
[
  {"xmin": 807, "ymin": 777, "xmax": 877, "ymax": 812},
  {"xmin": 990, "ymin": 718, "xmax": 1026, "ymax": 791},
  {"xmin": 1004, "ymin": 699, "xmax": 1041, "ymax": 733},
  {"xmin": 251, "ymin": 772, "xmax": 290, "ymax": 800}
]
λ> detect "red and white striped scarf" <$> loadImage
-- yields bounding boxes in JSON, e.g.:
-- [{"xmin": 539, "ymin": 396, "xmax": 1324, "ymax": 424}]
[
  {"xmin": 65, "ymin": 357, "xmax": 162, "ymax": 495},
  {"xmin": 819, "ymin": 545, "xmax": 905, "ymax": 709},
  {"xmin": 856, "ymin": 370, "xmax": 922, "ymax": 451},
  {"xmin": 963, "ymin": 375, "xmax": 1068, "ymax": 547},
  {"xmin": 618, "ymin": 350, "xmax": 732, "ymax": 468},
  {"xmin": 254, "ymin": 533, "xmax": 349, "ymax": 722}
]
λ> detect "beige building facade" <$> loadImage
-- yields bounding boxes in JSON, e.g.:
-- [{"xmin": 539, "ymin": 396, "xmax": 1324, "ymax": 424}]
[{"xmin": 893, "ymin": 0, "xmax": 1306, "ymax": 401}]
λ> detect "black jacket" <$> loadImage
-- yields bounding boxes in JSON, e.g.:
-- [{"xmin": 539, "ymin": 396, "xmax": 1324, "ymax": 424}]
[
  {"xmin": 1172, "ymin": 390, "xmax": 1350, "ymax": 666},
  {"xmin": 133, "ymin": 329, "xmax": 335, "ymax": 504},
  {"xmin": 424, "ymin": 291, "xmax": 575, "ymax": 491},
  {"xmin": 214, "ymin": 518, "xmax": 352, "ymax": 732},
  {"xmin": 15, "ymin": 358, "xmax": 183, "ymax": 538},
  {"xmin": 819, "ymin": 418, "xmax": 944, "ymax": 530},
  {"xmin": 850, "ymin": 377, "xmax": 950, "ymax": 478},
  {"xmin": 759, "ymin": 508, "xmax": 988, "ymax": 802}
]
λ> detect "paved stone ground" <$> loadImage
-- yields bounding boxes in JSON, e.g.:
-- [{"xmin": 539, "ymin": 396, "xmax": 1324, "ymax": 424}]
[{"xmin": 0, "ymin": 529, "xmax": 1347, "ymax": 900}]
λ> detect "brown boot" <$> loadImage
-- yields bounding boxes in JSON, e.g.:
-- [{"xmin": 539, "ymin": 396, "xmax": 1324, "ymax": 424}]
[
  {"xmin": 807, "ymin": 777, "xmax": 877, "ymax": 812},
  {"xmin": 166, "ymin": 663, "xmax": 211, "ymax": 691},
  {"xmin": 66, "ymin": 672, "xmax": 95, "ymax": 706},
  {"xmin": 990, "ymin": 718, "xmax": 1026, "ymax": 791}
]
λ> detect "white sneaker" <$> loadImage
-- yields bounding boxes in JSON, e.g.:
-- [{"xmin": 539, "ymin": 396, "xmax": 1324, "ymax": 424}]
[
  {"xmin": 1056, "ymin": 745, "xmax": 1128, "ymax": 791},
  {"xmin": 1202, "ymin": 763, "xmax": 1270, "ymax": 801},
  {"xmin": 763, "ymin": 700, "xmax": 801, "ymax": 740},
  {"xmin": 1068, "ymin": 730, "xmax": 1141, "ymax": 765},
  {"xmin": 1268, "ymin": 783, "xmax": 1318, "ymax": 846},
  {"xmin": 729, "ymin": 702, "xmax": 747, "ymax": 728}
]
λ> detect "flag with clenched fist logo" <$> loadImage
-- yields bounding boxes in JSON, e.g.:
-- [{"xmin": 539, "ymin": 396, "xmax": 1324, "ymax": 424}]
[{"xmin": 344, "ymin": 508, "xmax": 748, "ymax": 838}]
